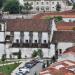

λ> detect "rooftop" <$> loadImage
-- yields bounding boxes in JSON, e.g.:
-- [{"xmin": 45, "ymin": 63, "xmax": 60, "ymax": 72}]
[
  {"xmin": 52, "ymin": 31, "xmax": 75, "ymax": 43},
  {"xmin": 33, "ymin": 10, "xmax": 75, "ymax": 19},
  {"xmin": 56, "ymin": 22, "xmax": 75, "ymax": 30},
  {"xmin": 40, "ymin": 60, "xmax": 75, "ymax": 75},
  {"xmin": 6, "ymin": 19, "xmax": 50, "ymax": 32}
]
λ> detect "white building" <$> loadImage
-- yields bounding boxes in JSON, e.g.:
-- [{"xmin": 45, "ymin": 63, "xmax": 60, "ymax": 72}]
[
  {"xmin": 0, "ymin": 19, "xmax": 53, "ymax": 58},
  {"xmin": 19, "ymin": 0, "xmax": 72, "ymax": 12}
]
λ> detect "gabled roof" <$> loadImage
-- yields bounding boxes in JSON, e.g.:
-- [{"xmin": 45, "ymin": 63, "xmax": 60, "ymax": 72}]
[
  {"xmin": 56, "ymin": 22, "xmax": 75, "ymax": 30},
  {"xmin": 64, "ymin": 46, "xmax": 75, "ymax": 53},
  {"xmin": 52, "ymin": 31, "xmax": 75, "ymax": 43},
  {"xmin": 6, "ymin": 19, "xmax": 50, "ymax": 32}
]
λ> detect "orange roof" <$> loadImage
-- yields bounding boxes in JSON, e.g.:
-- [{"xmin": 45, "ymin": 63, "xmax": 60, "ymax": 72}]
[
  {"xmin": 40, "ymin": 60, "xmax": 75, "ymax": 75},
  {"xmin": 56, "ymin": 22, "xmax": 75, "ymax": 30},
  {"xmin": 33, "ymin": 10, "xmax": 75, "ymax": 19}
]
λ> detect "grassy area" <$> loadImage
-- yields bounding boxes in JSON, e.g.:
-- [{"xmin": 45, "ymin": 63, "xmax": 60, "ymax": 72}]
[{"xmin": 0, "ymin": 63, "xmax": 20, "ymax": 75}]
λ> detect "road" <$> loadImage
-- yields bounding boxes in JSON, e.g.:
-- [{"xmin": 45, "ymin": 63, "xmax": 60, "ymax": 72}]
[{"xmin": 27, "ymin": 63, "xmax": 43, "ymax": 75}]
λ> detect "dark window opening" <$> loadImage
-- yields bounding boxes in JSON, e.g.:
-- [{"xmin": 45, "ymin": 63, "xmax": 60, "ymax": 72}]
[
  {"xmin": 44, "ymin": 40, "xmax": 46, "ymax": 43},
  {"xmin": 35, "ymin": 40, "xmax": 37, "ymax": 43},
  {"xmin": 16, "ymin": 39, "xmax": 19, "ymax": 43},
  {"xmin": 26, "ymin": 40, "xmax": 28, "ymax": 43}
]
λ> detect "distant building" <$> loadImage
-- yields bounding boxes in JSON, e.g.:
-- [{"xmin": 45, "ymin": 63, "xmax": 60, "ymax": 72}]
[{"xmin": 19, "ymin": 0, "xmax": 72, "ymax": 12}]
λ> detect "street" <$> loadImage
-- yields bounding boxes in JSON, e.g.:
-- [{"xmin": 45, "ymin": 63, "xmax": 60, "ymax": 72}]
[{"xmin": 27, "ymin": 62, "xmax": 43, "ymax": 75}]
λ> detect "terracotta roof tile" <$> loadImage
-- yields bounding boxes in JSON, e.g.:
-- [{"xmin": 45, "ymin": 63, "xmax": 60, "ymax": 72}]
[
  {"xmin": 33, "ymin": 10, "xmax": 75, "ymax": 19},
  {"xmin": 40, "ymin": 60, "xmax": 75, "ymax": 75},
  {"xmin": 56, "ymin": 22, "xmax": 75, "ymax": 30},
  {"xmin": 52, "ymin": 31, "xmax": 75, "ymax": 43},
  {"xmin": 6, "ymin": 19, "xmax": 50, "ymax": 32}
]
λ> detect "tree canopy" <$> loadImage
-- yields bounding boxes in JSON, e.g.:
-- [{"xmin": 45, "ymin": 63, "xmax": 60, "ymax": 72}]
[
  {"xmin": 72, "ymin": 3, "xmax": 75, "ymax": 9},
  {"xmin": 22, "ymin": 2, "xmax": 33, "ymax": 14},
  {"xmin": 3, "ymin": 0, "xmax": 22, "ymax": 14},
  {"xmin": 0, "ymin": 0, "xmax": 6, "ymax": 9}
]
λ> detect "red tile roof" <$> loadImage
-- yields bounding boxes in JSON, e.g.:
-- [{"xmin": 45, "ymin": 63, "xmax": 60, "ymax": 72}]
[
  {"xmin": 56, "ymin": 22, "xmax": 75, "ymax": 30},
  {"xmin": 40, "ymin": 60, "xmax": 75, "ymax": 75},
  {"xmin": 6, "ymin": 19, "xmax": 50, "ymax": 32},
  {"xmin": 64, "ymin": 46, "xmax": 75, "ymax": 53},
  {"xmin": 33, "ymin": 10, "xmax": 75, "ymax": 19},
  {"xmin": 52, "ymin": 31, "xmax": 75, "ymax": 43}
]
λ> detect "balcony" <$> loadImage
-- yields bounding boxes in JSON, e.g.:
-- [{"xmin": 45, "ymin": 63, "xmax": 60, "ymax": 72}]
[{"xmin": 11, "ymin": 43, "xmax": 49, "ymax": 48}]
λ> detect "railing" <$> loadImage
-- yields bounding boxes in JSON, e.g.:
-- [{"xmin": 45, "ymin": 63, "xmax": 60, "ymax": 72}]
[{"xmin": 11, "ymin": 43, "xmax": 49, "ymax": 48}]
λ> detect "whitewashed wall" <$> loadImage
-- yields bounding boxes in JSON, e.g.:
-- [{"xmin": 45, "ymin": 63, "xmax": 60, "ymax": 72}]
[
  {"xmin": 63, "ymin": 18, "xmax": 75, "ymax": 22},
  {"xmin": 24, "ymin": 32, "xmax": 29, "ymax": 43},
  {"xmin": 42, "ymin": 32, "xmax": 48, "ymax": 43},
  {"xmin": 0, "ymin": 44, "xmax": 5, "ymax": 59},
  {"xmin": 0, "ymin": 23, "xmax": 5, "ymax": 31},
  {"xmin": 57, "ymin": 42, "xmax": 73, "ymax": 52},
  {"xmin": 0, "ymin": 32, "xmax": 5, "ymax": 42},
  {"xmin": 33, "ymin": 32, "xmax": 38, "ymax": 43},
  {"xmin": 20, "ymin": 0, "xmax": 69, "ymax": 12},
  {"xmin": 14, "ymin": 32, "xmax": 20, "ymax": 43},
  {"xmin": 58, "ymin": 53, "xmax": 75, "ymax": 62},
  {"xmin": 6, "ymin": 47, "xmax": 51, "ymax": 58}
]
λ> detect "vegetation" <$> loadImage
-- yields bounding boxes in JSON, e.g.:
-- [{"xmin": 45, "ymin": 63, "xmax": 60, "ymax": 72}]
[
  {"xmin": 42, "ymin": 63, "xmax": 45, "ymax": 69},
  {"xmin": 54, "ymin": 16, "xmax": 62, "ymax": 23},
  {"xmin": 37, "ymin": 49, "xmax": 43, "ymax": 58},
  {"xmin": 32, "ymin": 50, "xmax": 37, "ymax": 58},
  {"xmin": 45, "ymin": 16, "xmax": 52, "ymax": 20},
  {"xmin": 3, "ymin": 0, "xmax": 22, "ymax": 14},
  {"xmin": 1, "ymin": 54, "xmax": 6, "ymax": 63},
  {"xmin": 18, "ymin": 50, "xmax": 21, "ymax": 59},
  {"xmin": 34, "ymin": 72, "xmax": 37, "ymax": 75},
  {"xmin": 0, "ymin": 63, "xmax": 20, "ymax": 75},
  {"xmin": 32, "ymin": 49, "xmax": 43, "ymax": 58},
  {"xmin": 56, "ymin": 3, "xmax": 61, "ymax": 11},
  {"xmin": 0, "ymin": 0, "xmax": 6, "ymax": 9},
  {"xmin": 72, "ymin": 3, "xmax": 75, "ymax": 9},
  {"xmin": 22, "ymin": 2, "xmax": 33, "ymax": 14},
  {"xmin": 47, "ymin": 60, "xmax": 49, "ymax": 67}
]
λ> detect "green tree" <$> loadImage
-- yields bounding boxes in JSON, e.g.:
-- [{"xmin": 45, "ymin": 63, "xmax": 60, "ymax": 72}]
[
  {"xmin": 0, "ymin": 0, "xmax": 4, "ymax": 9},
  {"xmin": 56, "ymin": 3, "xmax": 61, "ymax": 11},
  {"xmin": 55, "ymin": 16, "xmax": 62, "ymax": 23},
  {"xmin": 34, "ymin": 72, "xmax": 37, "ymax": 75},
  {"xmin": 37, "ymin": 49, "xmax": 43, "ymax": 58},
  {"xmin": 3, "ymin": 0, "xmax": 22, "ymax": 14},
  {"xmin": 1, "ymin": 54, "xmax": 6, "ymax": 62},
  {"xmin": 22, "ymin": 2, "xmax": 33, "ymax": 14},
  {"xmin": 72, "ymin": 3, "xmax": 75, "ymax": 9},
  {"xmin": 18, "ymin": 50, "xmax": 21, "ymax": 59},
  {"xmin": 42, "ymin": 63, "xmax": 45, "ymax": 69},
  {"xmin": 47, "ymin": 60, "xmax": 49, "ymax": 67},
  {"xmin": 32, "ymin": 50, "xmax": 37, "ymax": 58}
]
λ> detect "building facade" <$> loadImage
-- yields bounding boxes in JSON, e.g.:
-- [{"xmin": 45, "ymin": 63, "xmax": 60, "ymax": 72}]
[
  {"xmin": 19, "ymin": 0, "xmax": 72, "ymax": 12},
  {"xmin": 0, "ymin": 19, "xmax": 52, "ymax": 58}
]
